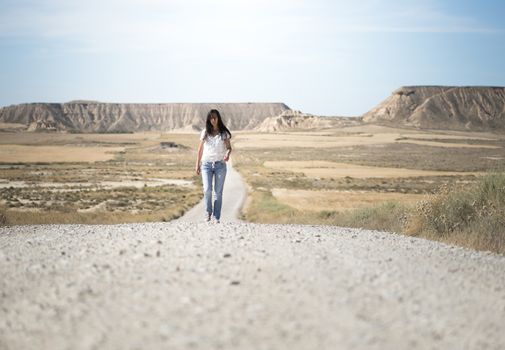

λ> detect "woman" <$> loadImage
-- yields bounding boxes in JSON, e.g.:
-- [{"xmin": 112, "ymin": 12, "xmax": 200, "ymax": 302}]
[{"xmin": 195, "ymin": 109, "xmax": 232, "ymax": 223}]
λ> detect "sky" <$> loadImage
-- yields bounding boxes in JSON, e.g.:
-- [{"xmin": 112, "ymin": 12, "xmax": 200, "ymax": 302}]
[{"xmin": 0, "ymin": 0, "xmax": 504, "ymax": 116}]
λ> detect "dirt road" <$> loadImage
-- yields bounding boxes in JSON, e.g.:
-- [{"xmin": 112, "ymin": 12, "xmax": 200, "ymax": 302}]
[
  {"xmin": 1, "ymin": 221, "xmax": 505, "ymax": 349},
  {"xmin": 1, "ymin": 164, "xmax": 505, "ymax": 349}
]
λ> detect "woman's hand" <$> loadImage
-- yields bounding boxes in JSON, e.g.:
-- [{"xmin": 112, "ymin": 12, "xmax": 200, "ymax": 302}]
[
  {"xmin": 196, "ymin": 141, "xmax": 203, "ymax": 175},
  {"xmin": 224, "ymin": 139, "xmax": 232, "ymax": 162}
]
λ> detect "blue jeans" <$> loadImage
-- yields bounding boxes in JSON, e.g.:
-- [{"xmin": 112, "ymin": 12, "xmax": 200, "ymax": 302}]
[{"xmin": 201, "ymin": 161, "xmax": 227, "ymax": 220}]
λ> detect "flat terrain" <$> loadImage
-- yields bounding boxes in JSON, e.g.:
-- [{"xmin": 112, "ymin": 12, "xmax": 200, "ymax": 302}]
[
  {"xmin": 1, "ymin": 222, "xmax": 504, "ymax": 350},
  {"xmin": 1, "ymin": 126, "xmax": 504, "ymax": 226},
  {"xmin": 263, "ymin": 160, "xmax": 485, "ymax": 178},
  {"xmin": 271, "ymin": 188, "xmax": 427, "ymax": 212},
  {"xmin": 1, "ymin": 126, "xmax": 505, "ymax": 349},
  {"xmin": 0, "ymin": 145, "xmax": 125, "ymax": 163},
  {"xmin": 0, "ymin": 132, "xmax": 203, "ymax": 224},
  {"xmin": 232, "ymin": 125, "xmax": 505, "ymax": 222}
]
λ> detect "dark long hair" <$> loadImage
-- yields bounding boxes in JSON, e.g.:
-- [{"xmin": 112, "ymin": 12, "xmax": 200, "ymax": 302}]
[{"xmin": 204, "ymin": 109, "xmax": 232, "ymax": 140}]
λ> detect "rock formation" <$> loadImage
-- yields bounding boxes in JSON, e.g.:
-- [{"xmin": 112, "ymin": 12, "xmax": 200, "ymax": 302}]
[
  {"xmin": 4, "ymin": 86, "xmax": 505, "ymax": 133},
  {"xmin": 362, "ymin": 86, "xmax": 505, "ymax": 132},
  {"xmin": 255, "ymin": 110, "xmax": 361, "ymax": 132},
  {"xmin": 0, "ymin": 102, "xmax": 290, "ymax": 132}
]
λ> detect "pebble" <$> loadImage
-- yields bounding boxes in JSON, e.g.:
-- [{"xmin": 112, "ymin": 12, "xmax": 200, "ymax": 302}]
[{"xmin": 1, "ymin": 221, "xmax": 505, "ymax": 349}]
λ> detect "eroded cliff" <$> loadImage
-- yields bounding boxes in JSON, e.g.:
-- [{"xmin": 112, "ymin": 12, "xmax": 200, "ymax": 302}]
[
  {"xmin": 0, "ymin": 102, "xmax": 290, "ymax": 132},
  {"xmin": 362, "ymin": 86, "xmax": 505, "ymax": 131}
]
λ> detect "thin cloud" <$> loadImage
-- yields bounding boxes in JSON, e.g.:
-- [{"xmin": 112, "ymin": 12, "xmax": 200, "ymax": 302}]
[
  {"xmin": 0, "ymin": 0, "xmax": 501, "ymax": 57},
  {"xmin": 331, "ymin": 25, "xmax": 499, "ymax": 34},
  {"xmin": 301, "ymin": 1, "xmax": 501, "ymax": 34}
]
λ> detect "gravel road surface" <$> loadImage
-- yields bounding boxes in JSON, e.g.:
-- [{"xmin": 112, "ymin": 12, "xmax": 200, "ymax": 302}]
[
  {"xmin": 1, "ymin": 222, "xmax": 505, "ymax": 350},
  {"xmin": 1, "ymin": 163, "xmax": 504, "ymax": 349}
]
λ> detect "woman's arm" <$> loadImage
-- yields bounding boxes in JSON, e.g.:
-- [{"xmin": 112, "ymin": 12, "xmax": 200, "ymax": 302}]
[
  {"xmin": 224, "ymin": 138, "xmax": 232, "ymax": 162},
  {"xmin": 195, "ymin": 140, "xmax": 204, "ymax": 174}
]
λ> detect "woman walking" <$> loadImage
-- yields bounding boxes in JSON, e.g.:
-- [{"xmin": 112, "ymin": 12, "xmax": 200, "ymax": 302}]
[{"xmin": 195, "ymin": 109, "xmax": 232, "ymax": 223}]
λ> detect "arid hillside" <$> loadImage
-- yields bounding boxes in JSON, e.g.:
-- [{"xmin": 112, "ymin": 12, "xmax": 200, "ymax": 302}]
[
  {"xmin": 0, "ymin": 102, "xmax": 290, "ymax": 132},
  {"xmin": 3, "ymin": 86, "xmax": 505, "ymax": 133},
  {"xmin": 255, "ymin": 110, "xmax": 361, "ymax": 132},
  {"xmin": 363, "ymin": 86, "xmax": 505, "ymax": 132}
]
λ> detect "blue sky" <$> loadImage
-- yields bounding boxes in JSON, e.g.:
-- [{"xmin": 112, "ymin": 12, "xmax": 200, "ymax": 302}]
[{"xmin": 1, "ymin": 0, "xmax": 504, "ymax": 116}]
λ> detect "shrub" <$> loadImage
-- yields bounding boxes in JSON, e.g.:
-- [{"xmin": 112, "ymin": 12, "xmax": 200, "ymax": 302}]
[
  {"xmin": 340, "ymin": 201, "xmax": 409, "ymax": 233},
  {"xmin": 406, "ymin": 173, "xmax": 505, "ymax": 254},
  {"xmin": 0, "ymin": 205, "xmax": 7, "ymax": 225}
]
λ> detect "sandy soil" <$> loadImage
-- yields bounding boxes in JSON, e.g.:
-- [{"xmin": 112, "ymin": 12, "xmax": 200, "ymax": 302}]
[
  {"xmin": 233, "ymin": 133, "xmax": 394, "ymax": 149},
  {"xmin": 0, "ymin": 145, "xmax": 125, "ymax": 163},
  {"xmin": 339, "ymin": 124, "xmax": 502, "ymax": 139},
  {"xmin": 271, "ymin": 188, "xmax": 428, "ymax": 211},
  {"xmin": 0, "ymin": 123, "xmax": 26, "ymax": 130},
  {"xmin": 402, "ymin": 133, "xmax": 498, "ymax": 141},
  {"xmin": 233, "ymin": 129, "xmax": 501, "ymax": 149},
  {"xmin": 0, "ymin": 132, "xmax": 162, "ymax": 145},
  {"xmin": 396, "ymin": 139, "xmax": 500, "ymax": 149},
  {"xmin": 263, "ymin": 160, "xmax": 484, "ymax": 178}
]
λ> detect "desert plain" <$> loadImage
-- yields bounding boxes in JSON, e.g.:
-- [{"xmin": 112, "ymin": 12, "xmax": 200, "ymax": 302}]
[
  {"xmin": 1, "ymin": 122, "xmax": 504, "ymax": 228},
  {"xmin": 2, "ymin": 123, "xmax": 505, "ymax": 350}
]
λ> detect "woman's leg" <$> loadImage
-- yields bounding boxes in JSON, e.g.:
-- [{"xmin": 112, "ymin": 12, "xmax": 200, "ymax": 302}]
[
  {"xmin": 201, "ymin": 162, "xmax": 214, "ymax": 220},
  {"xmin": 212, "ymin": 162, "xmax": 227, "ymax": 220}
]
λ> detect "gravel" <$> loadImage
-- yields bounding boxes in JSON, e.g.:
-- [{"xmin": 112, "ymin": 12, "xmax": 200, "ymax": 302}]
[
  {"xmin": 1, "ymin": 163, "xmax": 504, "ymax": 349},
  {"xmin": 1, "ymin": 221, "xmax": 505, "ymax": 350}
]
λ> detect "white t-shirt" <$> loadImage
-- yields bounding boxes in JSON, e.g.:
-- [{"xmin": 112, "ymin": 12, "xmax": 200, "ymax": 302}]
[{"xmin": 200, "ymin": 129, "xmax": 231, "ymax": 162}]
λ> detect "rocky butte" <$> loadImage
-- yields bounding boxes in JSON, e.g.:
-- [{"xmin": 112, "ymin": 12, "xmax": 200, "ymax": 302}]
[
  {"xmin": 0, "ymin": 102, "xmax": 290, "ymax": 132},
  {"xmin": 362, "ymin": 86, "xmax": 505, "ymax": 132},
  {"xmin": 2, "ymin": 86, "xmax": 505, "ymax": 133}
]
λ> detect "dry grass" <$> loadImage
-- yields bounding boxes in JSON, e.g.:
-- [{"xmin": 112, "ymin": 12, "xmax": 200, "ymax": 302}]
[
  {"xmin": 340, "ymin": 124, "xmax": 501, "ymax": 139},
  {"xmin": 271, "ymin": 188, "xmax": 427, "ymax": 211},
  {"xmin": 3, "ymin": 127, "xmax": 505, "ymax": 255},
  {"xmin": 0, "ymin": 123, "xmax": 26, "ymax": 131},
  {"xmin": 0, "ymin": 204, "xmax": 7, "ymax": 225},
  {"xmin": 4, "ymin": 205, "xmax": 194, "ymax": 225},
  {"xmin": 233, "ymin": 126, "xmax": 505, "ymax": 254},
  {"xmin": 242, "ymin": 190, "xmax": 409, "ymax": 234},
  {"xmin": 263, "ymin": 161, "xmax": 484, "ymax": 178},
  {"xmin": 0, "ymin": 132, "xmax": 161, "ymax": 145},
  {"xmin": 405, "ymin": 173, "xmax": 505, "ymax": 254},
  {"xmin": 234, "ymin": 132, "xmax": 389, "ymax": 149},
  {"xmin": 0, "ymin": 132, "xmax": 203, "ymax": 225},
  {"xmin": 233, "ymin": 126, "xmax": 502, "ymax": 149},
  {"xmin": 396, "ymin": 139, "xmax": 500, "ymax": 149},
  {"xmin": 0, "ymin": 145, "xmax": 125, "ymax": 163},
  {"xmin": 401, "ymin": 133, "xmax": 498, "ymax": 141}
]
